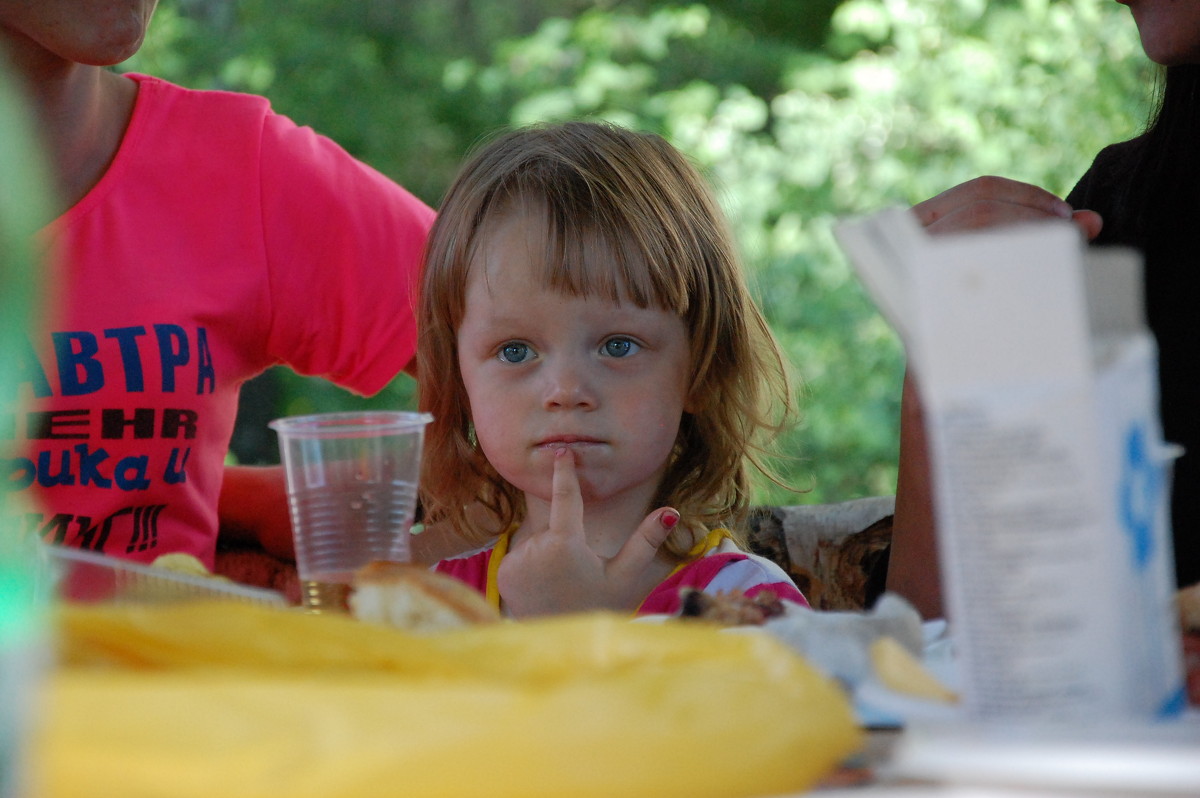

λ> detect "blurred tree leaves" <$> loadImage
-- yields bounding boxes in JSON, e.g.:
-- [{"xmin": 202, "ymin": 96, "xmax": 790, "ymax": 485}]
[{"xmin": 129, "ymin": 0, "xmax": 1150, "ymax": 505}]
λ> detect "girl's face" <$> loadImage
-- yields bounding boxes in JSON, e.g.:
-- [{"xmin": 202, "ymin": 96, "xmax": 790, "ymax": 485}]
[
  {"xmin": 456, "ymin": 210, "xmax": 693, "ymax": 516},
  {"xmin": 1118, "ymin": 0, "xmax": 1200, "ymax": 66}
]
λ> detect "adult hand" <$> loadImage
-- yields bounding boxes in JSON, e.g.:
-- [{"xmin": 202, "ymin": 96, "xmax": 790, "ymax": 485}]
[
  {"xmin": 912, "ymin": 175, "xmax": 1103, "ymax": 240},
  {"xmin": 497, "ymin": 447, "xmax": 678, "ymax": 617}
]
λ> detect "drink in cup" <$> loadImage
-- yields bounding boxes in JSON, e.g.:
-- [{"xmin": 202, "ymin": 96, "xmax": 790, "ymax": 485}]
[{"xmin": 270, "ymin": 411, "xmax": 432, "ymax": 613}]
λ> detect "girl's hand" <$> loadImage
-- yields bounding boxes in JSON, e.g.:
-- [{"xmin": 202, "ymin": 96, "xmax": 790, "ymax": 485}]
[
  {"xmin": 497, "ymin": 448, "xmax": 678, "ymax": 617},
  {"xmin": 912, "ymin": 175, "xmax": 1103, "ymax": 240}
]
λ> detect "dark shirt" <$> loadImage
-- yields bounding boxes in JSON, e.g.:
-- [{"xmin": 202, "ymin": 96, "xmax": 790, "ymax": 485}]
[{"xmin": 1068, "ymin": 137, "xmax": 1200, "ymax": 588}]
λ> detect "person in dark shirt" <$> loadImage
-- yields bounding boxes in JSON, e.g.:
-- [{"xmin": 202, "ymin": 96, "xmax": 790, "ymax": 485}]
[{"xmin": 889, "ymin": 0, "xmax": 1200, "ymax": 613}]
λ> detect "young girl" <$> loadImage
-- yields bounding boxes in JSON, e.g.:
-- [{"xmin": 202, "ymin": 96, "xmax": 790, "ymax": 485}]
[{"xmin": 418, "ymin": 121, "xmax": 807, "ymax": 618}]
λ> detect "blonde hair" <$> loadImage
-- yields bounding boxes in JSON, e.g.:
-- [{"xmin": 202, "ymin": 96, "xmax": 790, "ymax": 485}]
[{"xmin": 418, "ymin": 121, "xmax": 796, "ymax": 557}]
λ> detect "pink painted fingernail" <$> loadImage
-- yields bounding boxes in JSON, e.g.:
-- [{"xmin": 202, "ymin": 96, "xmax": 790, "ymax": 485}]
[{"xmin": 661, "ymin": 510, "xmax": 679, "ymax": 529}]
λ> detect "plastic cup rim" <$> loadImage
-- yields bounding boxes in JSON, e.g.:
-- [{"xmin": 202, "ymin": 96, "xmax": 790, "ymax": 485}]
[{"xmin": 268, "ymin": 410, "xmax": 433, "ymax": 438}]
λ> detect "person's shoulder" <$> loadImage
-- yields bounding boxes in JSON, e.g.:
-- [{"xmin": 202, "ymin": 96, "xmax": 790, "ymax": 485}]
[
  {"xmin": 709, "ymin": 537, "xmax": 783, "ymax": 576},
  {"xmin": 125, "ymin": 76, "xmax": 410, "ymax": 201},
  {"xmin": 432, "ymin": 542, "xmax": 495, "ymax": 592},
  {"xmin": 1076, "ymin": 134, "xmax": 1150, "ymax": 187},
  {"xmin": 1067, "ymin": 133, "xmax": 1149, "ymax": 210},
  {"xmin": 1088, "ymin": 134, "xmax": 1150, "ymax": 173},
  {"xmin": 437, "ymin": 540, "xmax": 498, "ymax": 562},
  {"xmin": 109, "ymin": 74, "xmax": 280, "ymax": 183},
  {"xmin": 125, "ymin": 73, "xmax": 272, "ymax": 125}
]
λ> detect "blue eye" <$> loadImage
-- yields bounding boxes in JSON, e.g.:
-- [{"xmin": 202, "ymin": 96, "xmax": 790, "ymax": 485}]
[
  {"xmin": 602, "ymin": 337, "xmax": 640, "ymax": 358},
  {"xmin": 498, "ymin": 342, "xmax": 533, "ymax": 363}
]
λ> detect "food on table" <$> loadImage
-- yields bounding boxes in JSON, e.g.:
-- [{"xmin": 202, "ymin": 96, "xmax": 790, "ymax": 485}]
[
  {"xmin": 677, "ymin": 587, "xmax": 790, "ymax": 625},
  {"xmin": 870, "ymin": 635, "xmax": 958, "ymax": 703},
  {"xmin": 151, "ymin": 552, "xmax": 221, "ymax": 578},
  {"xmin": 349, "ymin": 561, "xmax": 500, "ymax": 630},
  {"xmin": 680, "ymin": 589, "xmax": 958, "ymax": 706},
  {"xmin": 759, "ymin": 593, "xmax": 925, "ymax": 688}
]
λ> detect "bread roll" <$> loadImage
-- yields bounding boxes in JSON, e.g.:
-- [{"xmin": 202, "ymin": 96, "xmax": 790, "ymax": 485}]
[
  {"xmin": 349, "ymin": 561, "xmax": 500, "ymax": 631},
  {"xmin": 151, "ymin": 553, "xmax": 215, "ymax": 577}
]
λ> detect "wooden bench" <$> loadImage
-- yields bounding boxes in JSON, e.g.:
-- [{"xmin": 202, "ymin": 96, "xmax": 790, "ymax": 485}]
[{"xmin": 746, "ymin": 496, "xmax": 894, "ymax": 611}]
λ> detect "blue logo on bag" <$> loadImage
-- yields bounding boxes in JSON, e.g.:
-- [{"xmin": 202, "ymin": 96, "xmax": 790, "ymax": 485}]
[{"xmin": 1119, "ymin": 424, "xmax": 1159, "ymax": 570}]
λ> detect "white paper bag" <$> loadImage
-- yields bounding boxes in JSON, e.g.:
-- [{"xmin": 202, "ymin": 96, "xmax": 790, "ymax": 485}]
[{"xmin": 836, "ymin": 212, "xmax": 1185, "ymax": 723}]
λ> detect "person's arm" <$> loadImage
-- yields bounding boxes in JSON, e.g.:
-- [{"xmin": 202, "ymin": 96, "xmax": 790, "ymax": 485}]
[
  {"xmin": 217, "ymin": 464, "xmax": 295, "ymax": 561},
  {"xmin": 218, "ymin": 457, "xmax": 486, "ymax": 568},
  {"xmin": 886, "ymin": 372, "xmax": 945, "ymax": 619},
  {"xmin": 1184, "ymin": 631, "xmax": 1200, "ymax": 706}
]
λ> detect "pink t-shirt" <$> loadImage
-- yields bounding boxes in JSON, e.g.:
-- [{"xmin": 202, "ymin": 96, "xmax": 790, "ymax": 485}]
[{"xmin": 3, "ymin": 75, "xmax": 434, "ymax": 568}]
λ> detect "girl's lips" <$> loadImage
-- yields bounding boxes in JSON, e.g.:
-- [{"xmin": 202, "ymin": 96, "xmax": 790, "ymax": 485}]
[{"xmin": 535, "ymin": 436, "xmax": 603, "ymax": 449}]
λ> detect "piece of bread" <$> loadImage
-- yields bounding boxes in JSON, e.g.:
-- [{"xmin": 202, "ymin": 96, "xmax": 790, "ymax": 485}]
[
  {"xmin": 152, "ymin": 552, "xmax": 217, "ymax": 578},
  {"xmin": 349, "ymin": 561, "xmax": 500, "ymax": 631}
]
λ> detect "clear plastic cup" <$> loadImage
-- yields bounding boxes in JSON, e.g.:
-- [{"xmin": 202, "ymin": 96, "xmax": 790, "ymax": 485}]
[{"xmin": 269, "ymin": 411, "xmax": 432, "ymax": 613}]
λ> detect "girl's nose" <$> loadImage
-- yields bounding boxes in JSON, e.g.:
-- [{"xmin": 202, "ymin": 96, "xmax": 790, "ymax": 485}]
[{"xmin": 542, "ymin": 359, "xmax": 597, "ymax": 410}]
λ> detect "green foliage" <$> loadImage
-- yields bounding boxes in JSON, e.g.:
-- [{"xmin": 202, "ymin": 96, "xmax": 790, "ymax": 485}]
[
  {"xmin": 0, "ymin": 66, "xmax": 53, "ymax": 416},
  {"xmin": 0, "ymin": 69, "xmax": 52, "ymax": 325},
  {"xmin": 133, "ymin": 0, "xmax": 1150, "ymax": 505},
  {"xmin": 436, "ymin": 0, "xmax": 1149, "ymax": 504},
  {"xmin": 1, "ymin": 64, "xmax": 55, "ymax": 623}
]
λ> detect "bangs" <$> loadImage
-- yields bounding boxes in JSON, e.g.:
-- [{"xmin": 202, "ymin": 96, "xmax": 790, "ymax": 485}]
[
  {"xmin": 434, "ymin": 122, "xmax": 732, "ymax": 349},
  {"xmin": 470, "ymin": 191, "xmax": 690, "ymax": 315}
]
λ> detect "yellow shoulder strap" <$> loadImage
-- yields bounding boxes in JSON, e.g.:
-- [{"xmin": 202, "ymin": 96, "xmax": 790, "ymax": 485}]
[
  {"xmin": 484, "ymin": 529, "xmax": 512, "ymax": 610},
  {"xmin": 668, "ymin": 527, "xmax": 732, "ymax": 578}
]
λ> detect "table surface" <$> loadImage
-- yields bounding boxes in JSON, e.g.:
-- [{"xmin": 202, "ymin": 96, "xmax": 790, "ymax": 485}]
[{"xmin": 808, "ymin": 715, "xmax": 1200, "ymax": 797}]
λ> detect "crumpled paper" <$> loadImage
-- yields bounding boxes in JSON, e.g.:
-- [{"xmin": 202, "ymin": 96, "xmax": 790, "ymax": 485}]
[
  {"xmin": 754, "ymin": 594, "xmax": 963, "ymax": 727},
  {"xmin": 760, "ymin": 592, "xmax": 924, "ymax": 688}
]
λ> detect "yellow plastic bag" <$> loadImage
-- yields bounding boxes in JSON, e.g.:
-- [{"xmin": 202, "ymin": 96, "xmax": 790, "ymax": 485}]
[{"xmin": 32, "ymin": 602, "xmax": 861, "ymax": 798}]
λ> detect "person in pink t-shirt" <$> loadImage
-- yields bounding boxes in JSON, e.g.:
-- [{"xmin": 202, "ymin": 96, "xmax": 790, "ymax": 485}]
[
  {"xmin": 0, "ymin": 1, "xmax": 434, "ymax": 570},
  {"xmin": 420, "ymin": 122, "xmax": 808, "ymax": 617}
]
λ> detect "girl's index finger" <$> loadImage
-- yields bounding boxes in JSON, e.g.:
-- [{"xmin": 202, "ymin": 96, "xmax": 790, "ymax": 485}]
[{"xmin": 547, "ymin": 447, "xmax": 584, "ymax": 539}]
